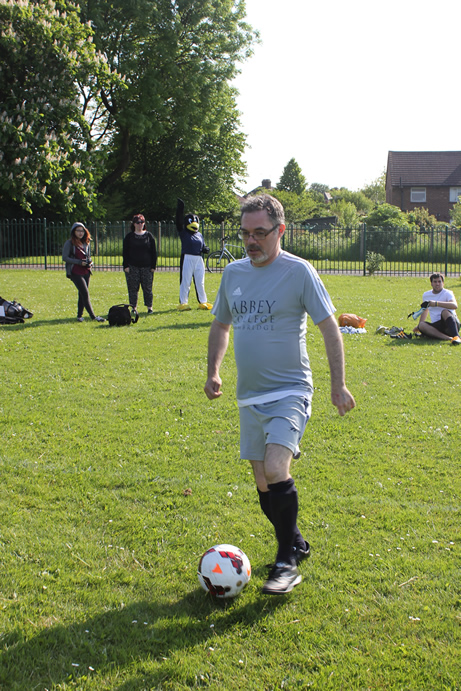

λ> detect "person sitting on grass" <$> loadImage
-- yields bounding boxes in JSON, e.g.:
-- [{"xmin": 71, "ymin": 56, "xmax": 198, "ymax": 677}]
[{"xmin": 417, "ymin": 272, "xmax": 461, "ymax": 345}]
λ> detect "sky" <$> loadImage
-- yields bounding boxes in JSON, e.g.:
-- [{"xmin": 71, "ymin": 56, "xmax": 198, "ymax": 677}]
[{"xmin": 233, "ymin": 0, "xmax": 460, "ymax": 193}]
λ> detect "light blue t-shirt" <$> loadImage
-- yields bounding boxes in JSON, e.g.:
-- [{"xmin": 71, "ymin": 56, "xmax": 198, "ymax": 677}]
[{"xmin": 212, "ymin": 251, "xmax": 335, "ymax": 406}]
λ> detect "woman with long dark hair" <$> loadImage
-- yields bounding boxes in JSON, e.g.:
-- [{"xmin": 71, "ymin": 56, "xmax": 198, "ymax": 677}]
[{"xmin": 62, "ymin": 222, "xmax": 105, "ymax": 322}]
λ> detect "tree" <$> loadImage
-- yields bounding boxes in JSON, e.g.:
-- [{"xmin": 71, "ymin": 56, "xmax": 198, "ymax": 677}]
[
  {"xmin": 365, "ymin": 203, "xmax": 410, "ymax": 230},
  {"xmin": 77, "ymin": 0, "xmax": 257, "ymax": 202},
  {"xmin": 268, "ymin": 189, "xmax": 325, "ymax": 225},
  {"xmin": 107, "ymin": 83, "xmax": 247, "ymax": 218},
  {"xmin": 361, "ymin": 170, "xmax": 386, "ymax": 205},
  {"xmin": 277, "ymin": 158, "xmax": 307, "ymax": 195},
  {"xmin": 0, "ymin": 0, "xmax": 118, "ymax": 216},
  {"xmin": 450, "ymin": 201, "xmax": 461, "ymax": 227}
]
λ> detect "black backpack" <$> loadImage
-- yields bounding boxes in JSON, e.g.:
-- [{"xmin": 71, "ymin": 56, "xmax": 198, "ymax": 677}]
[
  {"xmin": 108, "ymin": 304, "xmax": 139, "ymax": 326},
  {"xmin": 0, "ymin": 297, "xmax": 34, "ymax": 324}
]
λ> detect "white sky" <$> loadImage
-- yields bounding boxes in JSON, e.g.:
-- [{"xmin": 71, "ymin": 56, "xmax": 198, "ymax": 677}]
[{"xmin": 234, "ymin": 0, "xmax": 460, "ymax": 193}]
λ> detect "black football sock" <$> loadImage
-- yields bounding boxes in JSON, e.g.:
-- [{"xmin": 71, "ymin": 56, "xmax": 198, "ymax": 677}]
[
  {"xmin": 267, "ymin": 479, "xmax": 299, "ymax": 565},
  {"xmin": 258, "ymin": 487, "xmax": 306, "ymax": 551}
]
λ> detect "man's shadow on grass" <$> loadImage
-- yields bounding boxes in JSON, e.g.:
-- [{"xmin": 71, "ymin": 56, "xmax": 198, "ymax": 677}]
[{"xmin": 1, "ymin": 589, "xmax": 285, "ymax": 688}]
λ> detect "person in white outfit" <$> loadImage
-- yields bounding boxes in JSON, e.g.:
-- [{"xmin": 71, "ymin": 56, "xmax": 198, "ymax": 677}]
[
  {"xmin": 417, "ymin": 273, "xmax": 460, "ymax": 344},
  {"xmin": 175, "ymin": 198, "xmax": 212, "ymax": 311}
]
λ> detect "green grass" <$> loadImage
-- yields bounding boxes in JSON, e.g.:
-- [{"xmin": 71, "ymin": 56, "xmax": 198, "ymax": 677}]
[{"xmin": 1, "ymin": 270, "xmax": 460, "ymax": 690}]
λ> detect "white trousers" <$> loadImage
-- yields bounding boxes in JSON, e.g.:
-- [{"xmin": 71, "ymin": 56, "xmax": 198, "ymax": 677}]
[{"xmin": 180, "ymin": 254, "xmax": 207, "ymax": 304}]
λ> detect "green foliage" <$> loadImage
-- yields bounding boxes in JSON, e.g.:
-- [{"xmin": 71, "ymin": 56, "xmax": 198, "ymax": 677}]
[
  {"xmin": 80, "ymin": 0, "xmax": 258, "ymax": 211},
  {"xmin": 361, "ymin": 169, "xmax": 386, "ymax": 204},
  {"xmin": 276, "ymin": 157, "xmax": 307, "ymax": 195},
  {"xmin": 112, "ymin": 84, "xmax": 248, "ymax": 219},
  {"xmin": 0, "ymin": 0, "xmax": 119, "ymax": 217},
  {"xmin": 0, "ymin": 271, "xmax": 460, "ymax": 689},
  {"xmin": 406, "ymin": 206, "xmax": 439, "ymax": 229},
  {"xmin": 310, "ymin": 182, "xmax": 330, "ymax": 195},
  {"xmin": 330, "ymin": 199, "xmax": 360, "ymax": 227},
  {"xmin": 332, "ymin": 188, "xmax": 374, "ymax": 216},
  {"xmin": 366, "ymin": 250, "xmax": 385, "ymax": 275},
  {"xmin": 267, "ymin": 189, "xmax": 326, "ymax": 224},
  {"xmin": 450, "ymin": 199, "xmax": 461, "ymax": 227},
  {"xmin": 366, "ymin": 203, "xmax": 411, "ymax": 230}
]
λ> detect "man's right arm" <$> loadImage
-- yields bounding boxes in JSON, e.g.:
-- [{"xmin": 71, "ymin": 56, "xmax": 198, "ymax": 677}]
[{"xmin": 204, "ymin": 319, "xmax": 231, "ymax": 400}]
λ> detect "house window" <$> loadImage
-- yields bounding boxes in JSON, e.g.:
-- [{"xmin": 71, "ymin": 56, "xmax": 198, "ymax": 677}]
[
  {"xmin": 449, "ymin": 187, "xmax": 461, "ymax": 203},
  {"xmin": 411, "ymin": 187, "xmax": 426, "ymax": 203}
]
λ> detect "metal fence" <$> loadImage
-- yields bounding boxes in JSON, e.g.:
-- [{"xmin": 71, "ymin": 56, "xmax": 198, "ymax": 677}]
[{"xmin": 1, "ymin": 218, "xmax": 460, "ymax": 276}]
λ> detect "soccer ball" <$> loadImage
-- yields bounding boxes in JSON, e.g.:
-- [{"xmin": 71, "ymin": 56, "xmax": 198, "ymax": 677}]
[{"xmin": 197, "ymin": 544, "xmax": 251, "ymax": 598}]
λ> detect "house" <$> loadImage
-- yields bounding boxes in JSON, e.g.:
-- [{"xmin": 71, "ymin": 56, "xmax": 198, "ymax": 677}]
[{"xmin": 386, "ymin": 151, "xmax": 461, "ymax": 222}]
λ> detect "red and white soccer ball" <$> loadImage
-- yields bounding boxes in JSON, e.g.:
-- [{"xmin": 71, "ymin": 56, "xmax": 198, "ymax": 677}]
[{"xmin": 198, "ymin": 544, "xmax": 251, "ymax": 598}]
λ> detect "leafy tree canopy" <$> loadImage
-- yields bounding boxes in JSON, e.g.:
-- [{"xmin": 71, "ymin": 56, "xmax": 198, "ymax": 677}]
[
  {"xmin": 450, "ymin": 200, "xmax": 461, "ymax": 227},
  {"xmin": 78, "ymin": 0, "xmax": 257, "ymax": 216},
  {"xmin": 361, "ymin": 170, "xmax": 386, "ymax": 204},
  {"xmin": 365, "ymin": 203, "xmax": 410, "ymax": 229},
  {"xmin": 0, "ymin": 0, "xmax": 119, "ymax": 216},
  {"xmin": 276, "ymin": 158, "xmax": 307, "ymax": 195},
  {"xmin": 266, "ymin": 189, "xmax": 326, "ymax": 225}
]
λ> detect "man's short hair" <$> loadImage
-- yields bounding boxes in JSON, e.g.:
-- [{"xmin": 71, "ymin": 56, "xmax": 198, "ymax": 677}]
[
  {"xmin": 430, "ymin": 272, "xmax": 444, "ymax": 283},
  {"xmin": 240, "ymin": 194, "xmax": 285, "ymax": 226}
]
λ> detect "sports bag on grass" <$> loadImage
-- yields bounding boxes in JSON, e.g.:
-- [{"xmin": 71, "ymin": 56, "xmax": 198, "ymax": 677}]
[
  {"xmin": 338, "ymin": 313, "xmax": 367, "ymax": 328},
  {"xmin": 0, "ymin": 297, "xmax": 34, "ymax": 324},
  {"xmin": 108, "ymin": 304, "xmax": 139, "ymax": 326}
]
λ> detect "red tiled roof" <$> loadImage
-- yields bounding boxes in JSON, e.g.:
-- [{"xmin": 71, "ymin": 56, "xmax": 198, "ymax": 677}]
[{"xmin": 387, "ymin": 151, "xmax": 461, "ymax": 187}]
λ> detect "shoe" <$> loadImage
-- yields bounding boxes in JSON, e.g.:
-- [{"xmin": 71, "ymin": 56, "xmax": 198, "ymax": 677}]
[
  {"xmin": 147, "ymin": 308, "xmax": 154, "ymax": 314},
  {"xmin": 178, "ymin": 304, "xmax": 191, "ymax": 311},
  {"xmin": 262, "ymin": 562, "xmax": 302, "ymax": 595},
  {"xmin": 451, "ymin": 336, "xmax": 461, "ymax": 345},
  {"xmin": 93, "ymin": 316, "xmax": 106, "ymax": 322},
  {"xmin": 198, "ymin": 302, "xmax": 213, "ymax": 310},
  {"xmin": 293, "ymin": 541, "xmax": 311, "ymax": 565},
  {"xmin": 77, "ymin": 317, "xmax": 84, "ymax": 322},
  {"xmin": 375, "ymin": 325, "xmax": 386, "ymax": 334}
]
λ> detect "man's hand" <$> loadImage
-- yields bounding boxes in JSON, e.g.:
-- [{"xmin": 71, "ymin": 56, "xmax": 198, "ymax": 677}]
[
  {"xmin": 204, "ymin": 375, "xmax": 223, "ymax": 400},
  {"xmin": 331, "ymin": 386, "xmax": 356, "ymax": 416},
  {"xmin": 421, "ymin": 301, "xmax": 429, "ymax": 308}
]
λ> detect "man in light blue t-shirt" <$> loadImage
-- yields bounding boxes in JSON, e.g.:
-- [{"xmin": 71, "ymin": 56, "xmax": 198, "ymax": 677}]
[{"xmin": 204, "ymin": 194, "xmax": 355, "ymax": 595}]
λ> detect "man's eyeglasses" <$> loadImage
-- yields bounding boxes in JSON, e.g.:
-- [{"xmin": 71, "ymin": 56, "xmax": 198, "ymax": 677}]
[{"xmin": 238, "ymin": 223, "xmax": 279, "ymax": 241}]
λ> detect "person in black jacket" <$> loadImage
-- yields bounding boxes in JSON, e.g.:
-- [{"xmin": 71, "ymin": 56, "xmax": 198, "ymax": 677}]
[
  {"xmin": 123, "ymin": 214, "xmax": 157, "ymax": 314},
  {"xmin": 176, "ymin": 198, "xmax": 212, "ymax": 311}
]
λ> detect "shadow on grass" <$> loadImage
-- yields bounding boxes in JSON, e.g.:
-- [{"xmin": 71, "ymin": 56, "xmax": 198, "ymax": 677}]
[
  {"xmin": 0, "ymin": 317, "xmax": 84, "ymax": 328},
  {"xmin": 384, "ymin": 336, "xmax": 456, "ymax": 346},
  {"xmin": 0, "ymin": 592, "xmax": 285, "ymax": 688}
]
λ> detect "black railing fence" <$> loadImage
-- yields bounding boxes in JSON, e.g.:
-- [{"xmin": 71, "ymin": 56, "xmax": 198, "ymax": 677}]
[{"xmin": 1, "ymin": 219, "xmax": 460, "ymax": 276}]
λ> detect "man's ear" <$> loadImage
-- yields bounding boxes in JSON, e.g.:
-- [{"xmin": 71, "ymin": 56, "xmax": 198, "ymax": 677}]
[{"xmin": 278, "ymin": 224, "xmax": 286, "ymax": 237}]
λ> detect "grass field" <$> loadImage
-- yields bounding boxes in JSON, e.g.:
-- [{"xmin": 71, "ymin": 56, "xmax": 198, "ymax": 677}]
[{"xmin": 1, "ymin": 269, "xmax": 460, "ymax": 690}]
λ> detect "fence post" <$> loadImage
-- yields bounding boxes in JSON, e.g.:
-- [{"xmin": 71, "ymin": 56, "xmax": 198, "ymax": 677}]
[
  {"xmin": 362, "ymin": 224, "xmax": 367, "ymax": 276},
  {"xmin": 445, "ymin": 225, "xmax": 449, "ymax": 276},
  {"xmin": 157, "ymin": 221, "xmax": 161, "ymax": 256},
  {"xmin": 43, "ymin": 218, "xmax": 47, "ymax": 270}
]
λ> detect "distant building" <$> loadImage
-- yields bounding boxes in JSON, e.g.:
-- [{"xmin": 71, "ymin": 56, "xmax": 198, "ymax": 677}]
[{"xmin": 386, "ymin": 151, "xmax": 461, "ymax": 222}]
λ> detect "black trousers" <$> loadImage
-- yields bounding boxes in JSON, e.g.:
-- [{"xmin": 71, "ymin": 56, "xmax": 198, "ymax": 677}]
[{"xmin": 70, "ymin": 274, "xmax": 95, "ymax": 319}]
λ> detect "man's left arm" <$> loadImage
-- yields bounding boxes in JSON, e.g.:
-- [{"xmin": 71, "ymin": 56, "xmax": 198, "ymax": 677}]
[
  {"xmin": 428, "ymin": 292, "xmax": 458, "ymax": 311},
  {"xmin": 317, "ymin": 314, "xmax": 356, "ymax": 417}
]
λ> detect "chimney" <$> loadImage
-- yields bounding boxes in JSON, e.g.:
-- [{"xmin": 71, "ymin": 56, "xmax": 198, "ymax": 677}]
[{"xmin": 262, "ymin": 179, "xmax": 271, "ymax": 189}]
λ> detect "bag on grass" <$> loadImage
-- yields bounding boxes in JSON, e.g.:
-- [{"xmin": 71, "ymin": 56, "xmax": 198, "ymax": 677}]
[
  {"xmin": 0, "ymin": 296, "xmax": 34, "ymax": 324},
  {"xmin": 108, "ymin": 304, "xmax": 138, "ymax": 327},
  {"xmin": 338, "ymin": 313, "xmax": 367, "ymax": 328}
]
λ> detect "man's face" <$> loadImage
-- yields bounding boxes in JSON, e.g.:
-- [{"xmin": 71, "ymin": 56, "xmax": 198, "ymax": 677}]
[
  {"xmin": 240, "ymin": 210, "xmax": 285, "ymax": 267},
  {"xmin": 431, "ymin": 276, "xmax": 444, "ymax": 293}
]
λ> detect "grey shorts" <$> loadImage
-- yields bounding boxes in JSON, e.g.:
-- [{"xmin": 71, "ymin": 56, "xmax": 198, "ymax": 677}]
[{"xmin": 239, "ymin": 395, "xmax": 312, "ymax": 461}]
